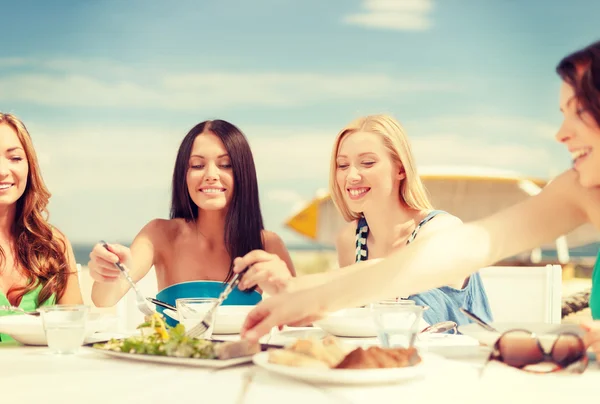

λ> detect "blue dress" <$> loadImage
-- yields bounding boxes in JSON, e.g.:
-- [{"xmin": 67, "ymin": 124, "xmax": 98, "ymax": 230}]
[{"xmin": 355, "ymin": 210, "xmax": 494, "ymax": 326}]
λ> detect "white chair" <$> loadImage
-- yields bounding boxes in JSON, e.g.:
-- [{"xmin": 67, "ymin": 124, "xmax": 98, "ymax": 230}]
[{"xmin": 479, "ymin": 265, "xmax": 562, "ymax": 324}]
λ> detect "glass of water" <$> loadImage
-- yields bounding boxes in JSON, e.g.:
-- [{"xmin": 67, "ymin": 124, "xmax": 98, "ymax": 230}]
[
  {"xmin": 39, "ymin": 305, "xmax": 89, "ymax": 354},
  {"xmin": 370, "ymin": 301, "xmax": 427, "ymax": 349},
  {"xmin": 176, "ymin": 298, "xmax": 218, "ymax": 339}
]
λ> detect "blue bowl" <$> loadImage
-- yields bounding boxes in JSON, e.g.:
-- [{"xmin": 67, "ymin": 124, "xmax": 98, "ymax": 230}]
[{"xmin": 155, "ymin": 281, "xmax": 262, "ymax": 327}]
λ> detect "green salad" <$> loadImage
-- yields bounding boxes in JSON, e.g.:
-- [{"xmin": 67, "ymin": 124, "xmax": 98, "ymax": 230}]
[{"xmin": 93, "ymin": 313, "xmax": 217, "ymax": 359}]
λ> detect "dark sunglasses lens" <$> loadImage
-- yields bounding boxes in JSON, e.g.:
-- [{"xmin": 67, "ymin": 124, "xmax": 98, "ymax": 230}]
[
  {"xmin": 551, "ymin": 334, "xmax": 585, "ymax": 366},
  {"xmin": 497, "ymin": 331, "xmax": 544, "ymax": 368}
]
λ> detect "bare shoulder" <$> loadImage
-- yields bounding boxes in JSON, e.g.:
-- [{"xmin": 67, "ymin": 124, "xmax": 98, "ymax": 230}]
[
  {"xmin": 546, "ymin": 170, "xmax": 583, "ymax": 195},
  {"xmin": 50, "ymin": 226, "xmax": 73, "ymax": 249},
  {"xmin": 426, "ymin": 212, "xmax": 463, "ymax": 228},
  {"xmin": 335, "ymin": 220, "xmax": 358, "ymax": 250},
  {"xmin": 335, "ymin": 220, "xmax": 358, "ymax": 268},
  {"xmin": 416, "ymin": 212, "xmax": 462, "ymax": 238},
  {"xmin": 551, "ymin": 170, "xmax": 600, "ymax": 223},
  {"xmin": 132, "ymin": 219, "xmax": 187, "ymax": 257},
  {"xmin": 141, "ymin": 218, "xmax": 184, "ymax": 239},
  {"xmin": 262, "ymin": 230, "xmax": 286, "ymax": 252},
  {"xmin": 262, "ymin": 230, "xmax": 296, "ymax": 275}
]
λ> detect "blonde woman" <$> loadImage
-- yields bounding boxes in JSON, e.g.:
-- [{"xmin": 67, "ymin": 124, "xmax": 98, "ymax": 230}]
[{"xmin": 234, "ymin": 114, "xmax": 492, "ymax": 326}]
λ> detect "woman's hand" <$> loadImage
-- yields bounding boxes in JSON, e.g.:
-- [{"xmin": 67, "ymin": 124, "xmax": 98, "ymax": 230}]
[
  {"xmin": 88, "ymin": 242, "xmax": 133, "ymax": 283},
  {"xmin": 240, "ymin": 287, "xmax": 328, "ymax": 341},
  {"xmin": 233, "ymin": 250, "xmax": 293, "ymax": 295},
  {"xmin": 581, "ymin": 319, "xmax": 600, "ymax": 356}
]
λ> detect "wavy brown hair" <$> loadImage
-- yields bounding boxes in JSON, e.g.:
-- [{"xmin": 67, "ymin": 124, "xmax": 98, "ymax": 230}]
[
  {"xmin": 556, "ymin": 40, "xmax": 600, "ymax": 128},
  {"xmin": 0, "ymin": 113, "xmax": 70, "ymax": 306}
]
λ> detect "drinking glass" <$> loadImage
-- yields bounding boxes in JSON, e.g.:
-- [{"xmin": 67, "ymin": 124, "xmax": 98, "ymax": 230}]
[
  {"xmin": 175, "ymin": 298, "xmax": 218, "ymax": 339},
  {"xmin": 39, "ymin": 305, "xmax": 89, "ymax": 354},
  {"xmin": 370, "ymin": 301, "xmax": 426, "ymax": 349}
]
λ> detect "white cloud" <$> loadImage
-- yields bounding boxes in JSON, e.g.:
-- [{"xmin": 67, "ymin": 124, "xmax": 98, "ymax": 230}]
[
  {"xmin": 410, "ymin": 114, "xmax": 558, "ymax": 140},
  {"xmin": 411, "ymin": 133, "xmax": 557, "ymax": 174},
  {"xmin": 0, "ymin": 58, "xmax": 455, "ymax": 109},
  {"xmin": 246, "ymin": 126, "xmax": 335, "ymax": 182},
  {"xmin": 0, "ymin": 57, "xmax": 30, "ymax": 67},
  {"xmin": 406, "ymin": 114, "xmax": 566, "ymax": 176},
  {"xmin": 343, "ymin": 0, "xmax": 434, "ymax": 31},
  {"xmin": 31, "ymin": 123, "xmax": 184, "ymax": 194}
]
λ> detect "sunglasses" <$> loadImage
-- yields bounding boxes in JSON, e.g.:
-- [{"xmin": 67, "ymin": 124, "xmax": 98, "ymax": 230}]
[
  {"xmin": 459, "ymin": 308, "xmax": 588, "ymax": 373},
  {"xmin": 489, "ymin": 329, "xmax": 588, "ymax": 373}
]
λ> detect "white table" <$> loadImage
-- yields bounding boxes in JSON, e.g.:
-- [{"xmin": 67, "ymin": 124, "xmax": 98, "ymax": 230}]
[{"xmin": 2, "ymin": 331, "xmax": 598, "ymax": 404}]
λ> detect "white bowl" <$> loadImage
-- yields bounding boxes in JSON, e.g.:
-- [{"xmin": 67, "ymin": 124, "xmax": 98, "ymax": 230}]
[
  {"xmin": 458, "ymin": 322, "xmax": 585, "ymax": 347},
  {"xmin": 0, "ymin": 313, "xmax": 115, "ymax": 346},
  {"xmin": 314, "ymin": 308, "xmax": 378, "ymax": 337},
  {"xmin": 213, "ymin": 305, "xmax": 254, "ymax": 334},
  {"xmin": 163, "ymin": 305, "xmax": 254, "ymax": 335}
]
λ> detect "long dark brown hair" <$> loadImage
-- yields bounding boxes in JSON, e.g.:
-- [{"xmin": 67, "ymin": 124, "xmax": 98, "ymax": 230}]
[
  {"xmin": 556, "ymin": 40, "xmax": 600, "ymax": 127},
  {"xmin": 170, "ymin": 120, "xmax": 265, "ymax": 282},
  {"xmin": 0, "ymin": 113, "xmax": 70, "ymax": 306}
]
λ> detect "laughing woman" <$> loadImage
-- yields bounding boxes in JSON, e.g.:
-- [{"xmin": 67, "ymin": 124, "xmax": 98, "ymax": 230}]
[
  {"xmin": 233, "ymin": 114, "xmax": 493, "ymax": 327},
  {"xmin": 237, "ymin": 41, "xmax": 600, "ymax": 356},
  {"xmin": 0, "ymin": 113, "xmax": 83, "ymax": 343},
  {"xmin": 87, "ymin": 120, "xmax": 295, "ymax": 319}
]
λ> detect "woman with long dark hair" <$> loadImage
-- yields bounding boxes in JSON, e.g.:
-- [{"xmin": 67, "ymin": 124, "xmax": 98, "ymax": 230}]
[
  {"xmin": 88, "ymin": 120, "xmax": 294, "ymax": 312},
  {"xmin": 0, "ymin": 113, "xmax": 83, "ymax": 343}
]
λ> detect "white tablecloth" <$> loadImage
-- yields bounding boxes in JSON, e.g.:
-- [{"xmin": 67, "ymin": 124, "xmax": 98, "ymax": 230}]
[{"xmin": 2, "ymin": 331, "xmax": 598, "ymax": 404}]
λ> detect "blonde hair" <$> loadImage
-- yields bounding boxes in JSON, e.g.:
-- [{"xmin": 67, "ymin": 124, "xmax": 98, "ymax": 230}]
[{"xmin": 329, "ymin": 114, "xmax": 433, "ymax": 222}]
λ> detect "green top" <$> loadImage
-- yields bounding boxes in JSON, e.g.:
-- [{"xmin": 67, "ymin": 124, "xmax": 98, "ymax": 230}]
[
  {"xmin": 591, "ymin": 250, "xmax": 600, "ymax": 320},
  {"xmin": 0, "ymin": 283, "xmax": 56, "ymax": 343}
]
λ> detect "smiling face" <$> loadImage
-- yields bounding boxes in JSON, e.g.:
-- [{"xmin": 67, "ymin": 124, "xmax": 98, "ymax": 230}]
[
  {"xmin": 0, "ymin": 123, "xmax": 29, "ymax": 208},
  {"xmin": 186, "ymin": 132, "xmax": 234, "ymax": 212},
  {"xmin": 335, "ymin": 131, "xmax": 405, "ymax": 214},
  {"xmin": 555, "ymin": 81, "xmax": 600, "ymax": 188}
]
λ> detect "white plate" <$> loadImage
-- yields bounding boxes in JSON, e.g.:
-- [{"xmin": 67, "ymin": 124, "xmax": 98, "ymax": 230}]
[
  {"xmin": 458, "ymin": 322, "xmax": 585, "ymax": 346},
  {"xmin": 269, "ymin": 328, "xmax": 331, "ymax": 346},
  {"xmin": 0, "ymin": 313, "xmax": 115, "ymax": 346},
  {"xmin": 163, "ymin": 306, "xmax": 254, "ymax": 335},
  {"xmin": 314, "ymin": 308, "xmax": 378, "ymax": 337},
  {"xmin": 84, "ymin": 345, "xmax": 254, "ymax": 368},
  {"xmin": 252, "ymin": 351, "xmax": 426, "ymax": 385}
]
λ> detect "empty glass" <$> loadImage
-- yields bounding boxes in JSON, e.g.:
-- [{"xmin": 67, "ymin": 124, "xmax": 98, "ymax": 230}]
[
  {"xmin": 39, "ymin": 305, "xmax": 89, "ymax": 354},
  {"xmin": 370, "ymin": 301, "xmax": 427, "ymax": 349},
  {"xmin": 175, "ymin": 298, "xmax": 218, "ymax": 339}
]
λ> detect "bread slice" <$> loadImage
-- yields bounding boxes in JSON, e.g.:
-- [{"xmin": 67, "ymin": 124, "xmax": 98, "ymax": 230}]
[
  {"xmin": 268, "ymin": 348, "xmax": 329, "ymax": 369},
  {"xmin": 288, "ymin": 339, "xmax": 341, "ymax": 367},
  {"xmin": 335, "ymin": 346, "xmax": 422, "ymax": 369},
  {"xmin": 334, "ymin": 348, "xmax": 380, "ymax": 369}
]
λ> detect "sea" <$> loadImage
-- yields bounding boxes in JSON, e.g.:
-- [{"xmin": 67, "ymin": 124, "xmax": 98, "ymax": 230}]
[{"xmin": 70, "ymin": 242, "xmax": 599, "ymax": 267}]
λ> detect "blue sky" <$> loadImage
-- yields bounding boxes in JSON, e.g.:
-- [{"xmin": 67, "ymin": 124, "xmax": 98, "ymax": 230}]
[{"xmin": 1, "ymin": 0, "xmax": 599, "ymax": 246}]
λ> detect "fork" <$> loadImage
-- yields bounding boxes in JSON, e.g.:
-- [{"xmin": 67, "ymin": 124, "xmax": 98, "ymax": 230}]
[
  {"xmin": 100, "ymin": 240, "xmax": 154, "ymax": 316},
  {"xmin": 186, "ymin": 267, "xmax": 249, "ymax": 338},
  {"xmin": 459, "ymin": 308, "xmax": 498, "ymax": 332},
  {"xmin": 0, "ymin": 306, "xmax": 40, "ymax": 316}
]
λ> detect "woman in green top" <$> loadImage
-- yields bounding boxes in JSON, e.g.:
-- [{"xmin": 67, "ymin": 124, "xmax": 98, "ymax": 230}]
[
  {"xmin": 235, "ymin": 40, "xmax": 600, "ymax": 355},
  {"xmin": 0, "ymin": 113, "xmax": 83, "ymax": 343}
]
